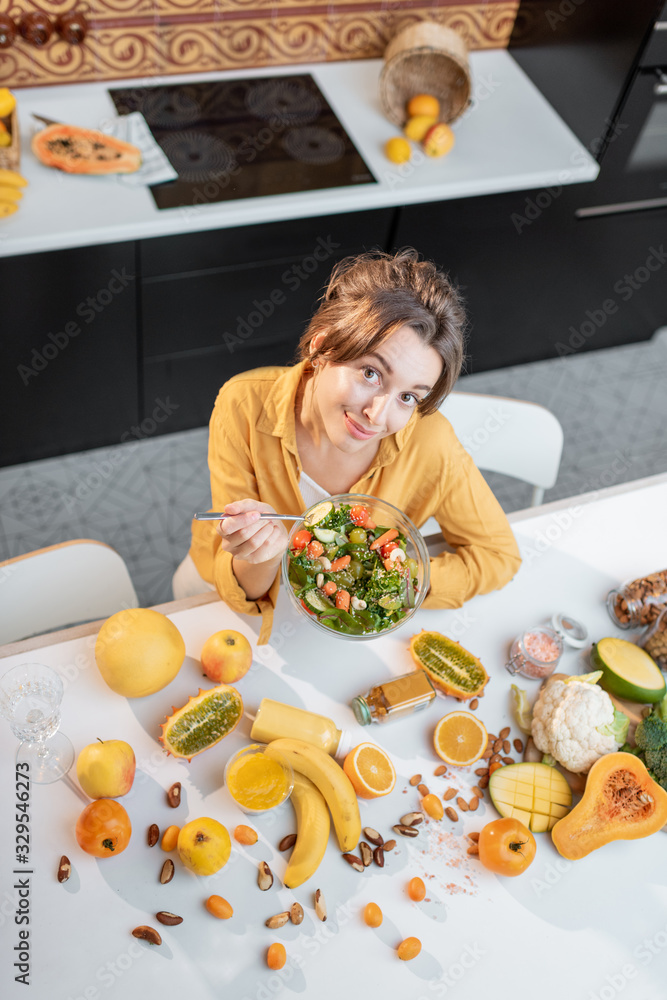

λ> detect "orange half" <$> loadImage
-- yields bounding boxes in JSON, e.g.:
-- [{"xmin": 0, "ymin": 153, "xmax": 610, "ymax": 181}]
[
  {"xmin": 433, "ymin": 711, "xmax": 487, "ymax": 767},
  {"xmin": 343, "ymin": 743, "xmax": 396, "ymax": 799}
]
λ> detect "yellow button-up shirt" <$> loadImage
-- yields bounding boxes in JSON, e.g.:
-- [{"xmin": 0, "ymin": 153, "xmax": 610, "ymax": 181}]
[{"xmin": 189, "ymin": 362, "xmax": 521, "ymax": 642}]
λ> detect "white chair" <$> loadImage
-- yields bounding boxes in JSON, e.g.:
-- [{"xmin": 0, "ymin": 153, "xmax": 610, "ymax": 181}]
[
  {"xmin": 420, "ymin": 391, "xmax": 564, "ymax": 537},
  {"xmin": 0, "ymin": 539, "xmax": 139, "ymax": 645}
]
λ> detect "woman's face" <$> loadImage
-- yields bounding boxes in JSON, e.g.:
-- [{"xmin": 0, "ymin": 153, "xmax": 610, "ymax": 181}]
[{"xmin": 310, "ymin": 325, "xmax": 443, "ymax": 453}]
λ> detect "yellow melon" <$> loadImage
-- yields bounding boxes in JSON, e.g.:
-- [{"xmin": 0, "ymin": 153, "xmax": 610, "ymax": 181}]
[{"xmin": 95, "ymin": 608, "xmax": 185, "ymax": 698}]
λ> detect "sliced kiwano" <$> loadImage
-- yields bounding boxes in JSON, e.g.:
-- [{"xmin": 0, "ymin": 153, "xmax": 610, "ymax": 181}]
[
  {"xmin": 591, "ymin": 637, "xmax": 666, "ymax": 703},
  {"xmin": 303, "ymin": 501, "xmax": 333, "ymax": 528},
  {"xmin": 160, "ymin": 684, "xmax": 243, "ymax": 761},
  {"xmin": 32, "ymin": 124, "xmax": 142, "ymax": 175},
  {"xmin": 409, "ymin": 630, "xmax": 488, "ymax": 700},
  {"xmin": 489, "ymin": 762, "xmax": 572, "ymax": 833}
]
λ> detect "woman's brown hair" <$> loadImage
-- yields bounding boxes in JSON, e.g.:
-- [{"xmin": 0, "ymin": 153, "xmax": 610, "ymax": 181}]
[{"xmin": 297, "ymin": 248, "xmax": 467, "ymax": 415}]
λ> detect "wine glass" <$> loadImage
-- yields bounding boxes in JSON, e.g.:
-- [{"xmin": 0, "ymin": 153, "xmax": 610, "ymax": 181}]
[{"xmin": 0, "ymin": 663, "xmax": 75, "ymax": 783}]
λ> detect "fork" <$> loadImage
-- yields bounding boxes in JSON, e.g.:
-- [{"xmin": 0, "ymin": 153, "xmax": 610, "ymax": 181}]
[{"xmin": 193, "ymin": 512, "xmax": 305, "ymax": 521}]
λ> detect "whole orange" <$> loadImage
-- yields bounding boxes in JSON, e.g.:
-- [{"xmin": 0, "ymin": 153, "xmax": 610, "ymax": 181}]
[
  {"xmin": 407, "ymin": 93, "xmax": 440, "ymax": 119},
  {"xmin": 75, "ymin": 799, "xmax": 132, "ymax": 858},
  {"xmin": 200, "ymin": 629, "xmax": 252, "ymax": 684},
  {"xmin": 404, "ymin": 115, "xmax": 437, "ymax": 142}
]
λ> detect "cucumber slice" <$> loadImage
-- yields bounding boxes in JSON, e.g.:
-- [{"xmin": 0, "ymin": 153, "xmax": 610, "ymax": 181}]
[
  {"xmin": 303, "ymin": 501, "xmax": 333, "ymax": 528},
  {"xmin": 302, "ymin": 589, "xmax": 335, "ymax": 614},
  {"xmin": 592, "ymin": 637, "xmax": 666, "ymax": 703},
  {"xmin": 378, "ymin": 594, "xmax": 403, "ymax": 612},
  {"xmin": 313, "ymin": 527, "xmax": 337, "ymax": 544}
]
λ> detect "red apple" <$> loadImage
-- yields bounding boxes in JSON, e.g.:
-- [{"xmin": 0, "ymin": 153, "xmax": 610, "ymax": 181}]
[{"xmin": 200, "ymin": 629, "xmax": 252, "ymax": 684}]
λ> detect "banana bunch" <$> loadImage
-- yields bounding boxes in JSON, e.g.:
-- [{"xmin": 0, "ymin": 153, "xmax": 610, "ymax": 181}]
[
  {"xmin": 283, "ymin": 772, "xmax": 330, "ymax": 889},
  {"xmin": 266, "ymin": 737, "xmax": 361, "ymax": 864},
  {"xmin": 0, "ymin": 169, "xmax": 27, "ymax": 219}
]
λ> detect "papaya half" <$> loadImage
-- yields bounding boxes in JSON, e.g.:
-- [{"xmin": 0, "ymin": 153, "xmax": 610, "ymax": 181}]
[{"xmin": 32, "ymin": 124, "xmax": 142, "ymax": 175}]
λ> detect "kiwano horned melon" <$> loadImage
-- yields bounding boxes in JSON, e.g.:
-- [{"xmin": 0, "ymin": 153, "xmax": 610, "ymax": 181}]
[
  {"xmin": 160, "ymin": 685, "xmax": 244, "ymax": 761},
  {"xmin": 32, "ymin": 124, "xmax": 142, "ymax": 175},
  {"xmin": 409, "ymin": 630, "xmax": 488, "ymax": 699},
  {"xmin": 95, "ymin": 608, "xmax": 185, "ymax": 698}
]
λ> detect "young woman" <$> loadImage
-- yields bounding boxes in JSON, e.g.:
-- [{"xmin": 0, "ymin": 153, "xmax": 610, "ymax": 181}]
[{"xmin": 173, "ymin": 249, "xmax": 521, "ymax": 642}]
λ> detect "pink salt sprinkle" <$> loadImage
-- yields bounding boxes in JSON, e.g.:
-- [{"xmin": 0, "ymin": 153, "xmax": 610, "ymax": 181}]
[{"xmin": 524, "ymin": 630, "xmax": 560, "ymax": 662}]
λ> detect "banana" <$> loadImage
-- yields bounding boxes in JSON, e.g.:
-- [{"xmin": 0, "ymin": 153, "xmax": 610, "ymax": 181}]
[
  {"xmin": 0, "ymin": 185, "xmax": 23, "ymax": 202},
  {"xmin": 266, "ymin": 738, "xmax": 361, "ymax": 852},
  {"xmin": 0, "ymin": 202, "xmax": 18, "ymax": 218},
  {"xmin": 283, "ymin": 772, "xmax": 330, "ymax": 888},
  {"xmin": 0, "ymin": 169, "xmax": 27, "ymax": 188}
]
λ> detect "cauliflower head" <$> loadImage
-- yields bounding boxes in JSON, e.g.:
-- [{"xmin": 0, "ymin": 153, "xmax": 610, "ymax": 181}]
[{"xmin": 531, "ymin": 676, "xmax": 622, "ymax": 773}]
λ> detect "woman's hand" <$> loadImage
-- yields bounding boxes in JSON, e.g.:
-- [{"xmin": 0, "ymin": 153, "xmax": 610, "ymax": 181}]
[{"xmin": 217, "ymin": 499, "xmax": 289, "ymax": 566}]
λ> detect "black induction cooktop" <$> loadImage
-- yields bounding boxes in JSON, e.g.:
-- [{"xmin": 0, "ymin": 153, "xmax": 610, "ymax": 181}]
[{"xmin": 109, "ymin": 75, "xmax": 376, "ymax": 210}]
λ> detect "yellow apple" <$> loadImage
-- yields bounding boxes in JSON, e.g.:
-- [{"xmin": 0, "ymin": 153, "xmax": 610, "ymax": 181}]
[
  {"xmin": 76, "ymin": 739, "xmax": 136, "ymax": 798},
  {"xmin": 200, "ymin": 629, "xmax": 252, "ymax": 684},
  {"xmin": 178, "ymin": 818, "xmax": 231, "ymax": 875}
]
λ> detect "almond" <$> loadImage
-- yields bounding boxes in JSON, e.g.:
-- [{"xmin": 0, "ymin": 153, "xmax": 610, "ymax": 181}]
[
  {"xmin": 443, "ymin": 787, "xmax": 457, "ymax": 800},
  {"xmin": 469, "ymin": 796, "xmax": 479, "ymax": 811},
  {"xmin": 433, "ymin": 765, "xmax": 447, "ymax": 776},
  {"xmin": 417, "ymin": 783, "xmax": 430, "ymax": 797},
  {"xmin": 445, "ymin": 807, "xmax": 459, "ymax": 822},
  {"xmin": 469, "ymin": 698, "xmax": 479, "ymax": 710},
  {"xmin": 409, "ymin": 774, "xmax": 422, "ymax": 786},
  {"xmin": 382, "ymin": 839, "xmax": 397, "ymax": 853},
  {"xmin": 499, "ymin": 726, "xmax": 511, "ymax": 740},
  {"xmin": 467, "ymin": 844, "xmax": 479, "ymax": 856},
  {"xmin": 456, "ymin": 797, "xmax": 469, "ymax": 812},
  {"xmin": 514, "ymin": 738, "xmax": 524, "ymax": 754},
  {"xmin": 502, "ymin": 740, "xmax": 511, "ymax": 754},
  {"xmin": 278, "ymin": 834, "xmax": 297, "ymax": 852}
]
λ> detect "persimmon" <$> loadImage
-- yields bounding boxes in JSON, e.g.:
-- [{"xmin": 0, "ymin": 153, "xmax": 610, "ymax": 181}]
[
  {"xmin": 477, "ymin": 818, "xmax": 536, "ymax": 876},
  {"xmin": 75, "ymin": 799, "xmax": 131, "ymax": 858}
]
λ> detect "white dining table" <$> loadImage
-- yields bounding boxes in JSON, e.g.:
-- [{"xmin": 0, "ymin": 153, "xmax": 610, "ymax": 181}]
[{"xmin": 1, "ymin": 472, "xmax": 666, "ymax": 1000}]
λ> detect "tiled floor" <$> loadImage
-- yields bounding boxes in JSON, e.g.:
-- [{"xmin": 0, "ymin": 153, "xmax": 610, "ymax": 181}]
[{"xmin": 1, "ymin": 330, "xmax": 666, "ymax": 607}]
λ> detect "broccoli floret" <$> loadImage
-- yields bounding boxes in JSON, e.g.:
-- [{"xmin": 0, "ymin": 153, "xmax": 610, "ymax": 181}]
[
  {"xmin": 635, "ymin": 713, "xmax": 667, "ymax": 752},
  {"xmin": 632, "ymin": 712, "xmax": 667, "ymax": 789}
]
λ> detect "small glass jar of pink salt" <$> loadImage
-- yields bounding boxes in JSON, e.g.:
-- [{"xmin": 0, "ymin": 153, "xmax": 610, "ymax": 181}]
[{"xmin": 505, "ymin": 626, "xmax": 563, "ymax": 680}]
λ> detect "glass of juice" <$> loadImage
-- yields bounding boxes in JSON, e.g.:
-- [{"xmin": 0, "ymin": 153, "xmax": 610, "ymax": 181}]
[{"xmin": 224, "ymin": 744, "xmax": 294, "ymax": 813}]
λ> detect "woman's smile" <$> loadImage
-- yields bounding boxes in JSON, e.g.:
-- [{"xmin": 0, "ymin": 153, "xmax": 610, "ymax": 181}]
[{"xmin": 343, "ymin": 412, "xmax": 379, "ymax": 440}]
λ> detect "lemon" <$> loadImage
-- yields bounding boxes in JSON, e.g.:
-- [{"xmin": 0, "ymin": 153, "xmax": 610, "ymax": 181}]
[
  {"xmin": 384, "ymin": 136, "xmax": 412, "ymax": 165},
  {"xmin": 511, "ymin": 684, "xmax": 532, "ymax": 734},
  {"xmin": 404, "ymin": 115, "xmax": 437, "ymax": 142}
]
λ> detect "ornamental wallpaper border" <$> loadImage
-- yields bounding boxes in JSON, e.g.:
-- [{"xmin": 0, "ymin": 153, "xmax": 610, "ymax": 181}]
[{"xmin": 1, "ymin": 1, "xmax": 520, "ymax": 88}]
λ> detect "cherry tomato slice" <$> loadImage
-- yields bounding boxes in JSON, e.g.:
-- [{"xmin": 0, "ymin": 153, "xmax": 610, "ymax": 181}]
[{"xmin": 292, "ymin": 529, "xmax": 312, "ymax": 551}]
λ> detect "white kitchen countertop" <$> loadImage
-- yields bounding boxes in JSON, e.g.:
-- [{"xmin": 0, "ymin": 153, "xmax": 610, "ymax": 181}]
[{"xmin": 0, "ymin": 51, "xmax": 599, "ymax": 258}]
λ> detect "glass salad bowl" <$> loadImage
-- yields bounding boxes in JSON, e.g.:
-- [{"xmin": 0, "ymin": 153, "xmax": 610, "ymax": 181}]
[{"xmin": 282, "ymin": 493, "xmax": 430, "ymax": 640}]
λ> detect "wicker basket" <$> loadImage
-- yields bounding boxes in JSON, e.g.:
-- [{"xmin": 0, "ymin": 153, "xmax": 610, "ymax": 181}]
[
  {"xmin": 0, "ymin": 108, "xmax": 20, "ymax": 171},
  {"xmin": 380, "ymin": 22, "xmax": 471, "ymax": 127}
]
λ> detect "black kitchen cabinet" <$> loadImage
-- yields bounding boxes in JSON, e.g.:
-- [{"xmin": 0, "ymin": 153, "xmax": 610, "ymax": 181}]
[
  {"xmin": 0, "ymin": 242, "xmax": 139, "ymax": 467},
  {"xmin": 139, "ymin": 208, "xmax": 396, "ymax": 433},
  {"xmin": 392, "ymin": 189, "xmax": 667, "ymax": 372}
]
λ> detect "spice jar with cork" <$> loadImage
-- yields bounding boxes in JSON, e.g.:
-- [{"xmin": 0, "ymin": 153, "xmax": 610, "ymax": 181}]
[
  {"xmin": 606, "ymin": 569, "xmax": 667, "ymax": 629},
  {"xmin": 505, "ymin": 626, "xmax": 563, "ymax": 680},
  {"xmin": 640, "ymin": 607, "xmax": 667, "ymax": 672},
  {"xmin": 351, "ymin": 670, "xmax": 436, "ymax": 725}
]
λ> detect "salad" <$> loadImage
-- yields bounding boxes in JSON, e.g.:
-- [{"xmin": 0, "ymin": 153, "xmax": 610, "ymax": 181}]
[{"xmin": 286, "ymin": 500, "xmax": 421, "ymax": 636}]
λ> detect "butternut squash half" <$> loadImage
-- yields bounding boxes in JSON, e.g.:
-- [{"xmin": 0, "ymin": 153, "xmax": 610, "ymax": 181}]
[{"xmin": 551, "ymin": 752, "xmax": 667, "ymax": 860}]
